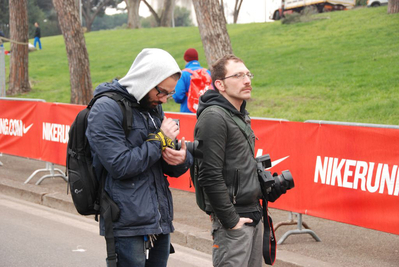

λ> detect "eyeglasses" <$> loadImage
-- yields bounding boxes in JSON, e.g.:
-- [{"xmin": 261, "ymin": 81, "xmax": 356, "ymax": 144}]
[
  {"xmin": 154, "ymin": 86, "xmax": 175, "ymax": 97},
  {"xmin": 220, "ymin": 72, "xmax": 254, "ymax": 80}
]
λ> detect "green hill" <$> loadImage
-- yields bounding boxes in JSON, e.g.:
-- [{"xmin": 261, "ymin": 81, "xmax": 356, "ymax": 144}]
[{"xmin": 3, "ymin": 6, "xmax": 399, "ymax": 125}]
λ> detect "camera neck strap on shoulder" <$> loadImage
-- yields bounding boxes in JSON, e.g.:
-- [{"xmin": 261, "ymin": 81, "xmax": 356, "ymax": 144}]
[{"xmin": 211, "ymin": 106, "xmax": 255, "ymax": 155}]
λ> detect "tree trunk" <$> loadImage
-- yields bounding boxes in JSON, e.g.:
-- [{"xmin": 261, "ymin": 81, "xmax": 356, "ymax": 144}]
[
  {"xmin": 8, "ymin": 0, "xmax": 31, "ymax": 95},
  {"xmin": 160, "ymin": 0, "xmax": 175, "ymax": 27},
  {"xmin": 82, "ymin": 0, "xmax": 112, "ymax": 32},
  {"xmin": 388, "ymin": 0, "xmax": 399, "ymax": 13},
  {"xmin": 52, "ymin": 0, "xmax": 93, "ymax": 104},
  {"xmin": 192, "ymin": 0, "xmax": 233, "ymax": 67},
  {"xmin": 126, "ymin": 0, "xmax": 141, "ymax": 29},
  {"xmin": 82, "ymin": 11, "xmax": 95, "ymax": 32},
  {"xmin": 220, "ymin": 0, "xmax": 225, "ymax": 18},
  {"xmin": 142, "ymin": 0, "xmax": 161, "ymax": 26},
  {"xmin": 233, "ymin": 0, "xmax": 244, "ymax": 24}
]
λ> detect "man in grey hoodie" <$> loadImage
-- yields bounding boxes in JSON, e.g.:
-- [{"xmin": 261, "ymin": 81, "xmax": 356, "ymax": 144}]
[{"xmin": 86, "ymin": 48, "xmax": 193, "ymax": 266}]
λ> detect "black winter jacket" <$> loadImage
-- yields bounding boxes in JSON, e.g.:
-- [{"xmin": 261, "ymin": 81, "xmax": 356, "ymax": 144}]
[
  {"xmin": 194, "ymin": 90, "xmax": 263, "ymax": 229},
  {"xmin": 86, "ymin": 80, "xmax": 193, "ymax": 237},
  {"xmin": 34, "ymin": 27, "xmax": 40, "ymax": 38}
]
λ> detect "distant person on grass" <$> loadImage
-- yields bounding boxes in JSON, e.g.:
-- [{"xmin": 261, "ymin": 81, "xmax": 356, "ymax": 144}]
[
  {"xmin": 0, "ymin": 30, "xmax": 5, "ymax": 48},
  {"xmin": 173, "ymin": 48, "xmax": 211, "ymax": 113},
  {"xmin": 34, "ymin": 22, "xmax": 42, "ymax": 50}
]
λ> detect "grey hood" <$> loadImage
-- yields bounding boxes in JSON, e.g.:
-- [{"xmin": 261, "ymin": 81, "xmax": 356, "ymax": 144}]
[{"xmin": 118, "ymin": 48, "xmax": 181, "ymax": 102}]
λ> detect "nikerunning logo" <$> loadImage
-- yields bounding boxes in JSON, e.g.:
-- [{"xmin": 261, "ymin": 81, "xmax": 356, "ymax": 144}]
[
  {"xmin": 42, "ymin": 122, "xmax": 70, "ymax": 144},
  {"xmin": 314, "ymin": 156, "xmax": 399, "ymax": 196},
  {"xmin": 0, "ymin": 118, "xmax": 33, "ymax": 137}
]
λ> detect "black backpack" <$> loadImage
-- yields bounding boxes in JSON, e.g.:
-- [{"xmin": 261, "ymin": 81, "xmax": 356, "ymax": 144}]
[
  {"xmin": 67, "ymin": 91, "xmax": 133, "ymax": 216},
  {"xmin": 66, "ymin": 91, "xmax": 135, "ymax": 267}
]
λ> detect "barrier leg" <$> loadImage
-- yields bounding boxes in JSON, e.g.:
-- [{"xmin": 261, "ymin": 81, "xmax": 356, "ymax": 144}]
[
  {"xmin": 0, "ymin": 153, "xmax": 3, "ymax": 166},
  {"xmin": 274, "ymin": 211, "xmax": 311, "ymax": 231},
  {"xmin": 275, "ymin": 212, "xmax": 321, "ymax": 245},
  {"xmin": 24, "ymin": 162, "xmax": 67, "ymax": 185}
]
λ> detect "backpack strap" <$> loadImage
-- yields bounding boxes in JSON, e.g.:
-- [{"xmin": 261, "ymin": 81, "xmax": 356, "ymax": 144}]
[
  {"xmin": 183, "ymin": 68, "xmax": 209, "ymax": 75},
  {"xmin": 106, "ymin": 93, "xmax": 131, "ymax": 136},
  {"xmin": 91, "ymin": 91, "xmax": 138, "ymax": 137},
  {"xmin": 211, "ymin": 106, "xmax": 255, "ymax": 155},
  {"xmin": 98, "ymin": 169, "xmax": 120, "ymax": 267},
  {"xmin": 89, "ymin": 91, "xmax": 138, "ymax": 266},
  {"xmin": 182, "ymin": 68, "xmax": 194, "ymax": 74}
]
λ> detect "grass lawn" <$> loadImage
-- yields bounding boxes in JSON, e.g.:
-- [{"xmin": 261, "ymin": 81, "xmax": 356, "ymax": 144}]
[{"xmin": 3, "ymin": 6, "xmax": 399, "ymax": 125}]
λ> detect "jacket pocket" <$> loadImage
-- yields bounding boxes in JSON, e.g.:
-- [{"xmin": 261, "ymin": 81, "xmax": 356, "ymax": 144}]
[{"xmin": 112, "ymin": 176, "xmax": 157, "ymax": 227}]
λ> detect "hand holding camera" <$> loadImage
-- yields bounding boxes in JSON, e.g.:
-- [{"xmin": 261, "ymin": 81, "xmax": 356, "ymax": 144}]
[{"xmin": 160, "ymin": 116, "xmax": 180, "ymax": 140}]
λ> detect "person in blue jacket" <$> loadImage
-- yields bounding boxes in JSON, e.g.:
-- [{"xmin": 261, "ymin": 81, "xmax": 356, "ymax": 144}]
[
  {"xmin": 172, "ymin": 48, "xmax": 211, "ymax": 113},
  {"xmin": 0, "ymin": 30, "xmax": 4, "ymax": 48},
  {"xmin": 86, "ymin": 48, "xmax": 193, "ymax": 267}
]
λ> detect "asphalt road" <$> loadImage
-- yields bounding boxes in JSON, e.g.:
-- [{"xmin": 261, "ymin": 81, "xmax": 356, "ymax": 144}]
[{"xmin": 0, "ymin": 194, "xmax": 212, "ymax": 267}]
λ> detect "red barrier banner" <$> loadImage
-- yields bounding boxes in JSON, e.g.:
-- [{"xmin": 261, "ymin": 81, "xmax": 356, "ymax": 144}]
[
  {"xmin": 38, "ymin": 102, "xmax": 84, "ymax": 165},
  {"xmin": 1, "ymin": 99, "xmax": 398, "ymax": 235},
  {"xmin": 163, "ymin": 112, "xmax": 197, "ymax": 192},
  {"xmin": 251, "ymin": 119, "xmax": 399, "ymax": 235},
  {"xmin": 0, "ymin": 99, "xmax": 42, "ymax": 159}
]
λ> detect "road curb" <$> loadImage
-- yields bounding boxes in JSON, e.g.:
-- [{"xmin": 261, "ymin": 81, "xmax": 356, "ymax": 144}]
[
  {"xmin": 172, "ymin": 222, "xmax": 213, "ymax": 255},
  {"xmin": 0, "ymin": 178, "xmax": 47, "ymax": 205},
  {"xmin": 0, "ymin": 177, "xmax": 213, "ymax": 254}
]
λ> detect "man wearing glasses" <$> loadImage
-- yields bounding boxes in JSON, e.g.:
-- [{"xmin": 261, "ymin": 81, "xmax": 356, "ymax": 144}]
[
  {"xmin": 86, "ymin": 48, "xmax": 193, "ymax": 266},
  {"xmin": 194, "ymin": 54, "xmax": 264, "ymax": 266}
]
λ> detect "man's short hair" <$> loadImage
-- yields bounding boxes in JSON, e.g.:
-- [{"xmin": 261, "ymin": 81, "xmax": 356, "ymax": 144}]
[{"xmin": 211, "ymin": 54, "xmax": 243, "ymax": 90}]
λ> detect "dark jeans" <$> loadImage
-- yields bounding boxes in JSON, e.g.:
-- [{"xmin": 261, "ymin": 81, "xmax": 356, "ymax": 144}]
[{"xmin": 110, "ymin": 234, "xmax": 170, "ymax": 267}]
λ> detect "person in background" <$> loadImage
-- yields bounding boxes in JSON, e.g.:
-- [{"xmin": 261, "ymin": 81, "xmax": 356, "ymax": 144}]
[
  {"xmin": 173, "ymin": 48, "xmax": 211, "ymax": 113},
  {"xmin": 86, "ymin": 48, "xmax": 193, "ymax": 266},
  {"xmin": 33, "ymin": 22, "xmax": 42, "ymax": 50},
  {"xmin": 0, "ymin": 30, "xmax": 5, "ymax": 48}
]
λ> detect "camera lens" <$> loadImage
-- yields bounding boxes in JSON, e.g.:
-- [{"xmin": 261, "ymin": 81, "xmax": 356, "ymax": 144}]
[
  {"xmin": 174, "ymin": 139, "xmax": 203, "ymax": 159},
  {"xmin": 277, "ymin": 170, "xmax": 295, "ymax": 191}
]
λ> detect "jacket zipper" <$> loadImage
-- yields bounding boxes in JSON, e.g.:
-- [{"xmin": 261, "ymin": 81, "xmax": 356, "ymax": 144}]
[{"xmin": 233, "ymin": 169, "xmax": 240, "ymax": 204}]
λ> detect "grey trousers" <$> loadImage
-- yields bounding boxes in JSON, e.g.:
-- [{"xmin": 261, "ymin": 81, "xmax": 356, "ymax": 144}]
[{"xmin": 211, "ymin": 215, "xmax": 263, "ymax": 267}]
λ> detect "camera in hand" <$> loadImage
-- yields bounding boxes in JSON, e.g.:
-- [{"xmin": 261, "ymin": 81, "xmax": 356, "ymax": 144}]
[
  {"xmin": 256, "ymin": 154, "xmax": 294, "ymax": 201},
  {"xmin": 171, "ymin": 119, "xmax": 203, "ymax": 159},
  {"xmin": 174, "ymin": 139, "xmax": 203, "ymax": 159}
]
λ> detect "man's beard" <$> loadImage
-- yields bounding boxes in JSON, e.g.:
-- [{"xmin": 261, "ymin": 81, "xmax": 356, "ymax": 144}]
[{"xmin": 139, "ymin": 94, "xmax": 162, "ymax": 110}]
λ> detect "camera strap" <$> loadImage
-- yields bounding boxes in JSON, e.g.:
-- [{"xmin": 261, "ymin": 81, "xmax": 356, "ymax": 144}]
[
  {"xmin": 212, "ymin": 106, "xmax": 255, "ymax": 155},
  {"xmin": 262, "ymin": 198, "xmax": 277, "ymax": 265}
]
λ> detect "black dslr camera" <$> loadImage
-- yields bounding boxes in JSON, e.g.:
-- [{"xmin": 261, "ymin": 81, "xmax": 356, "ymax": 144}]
[
  {"xmin": 174, "ymin": 139, "xmax": 203, "ymax": 159},
  {"xmin": 172, "ymin": 119, "xmax": 203, "ymax": 159},
  {"xmin": 256, "ymin": 154, "xmax": 294, "ymax": 202}
]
